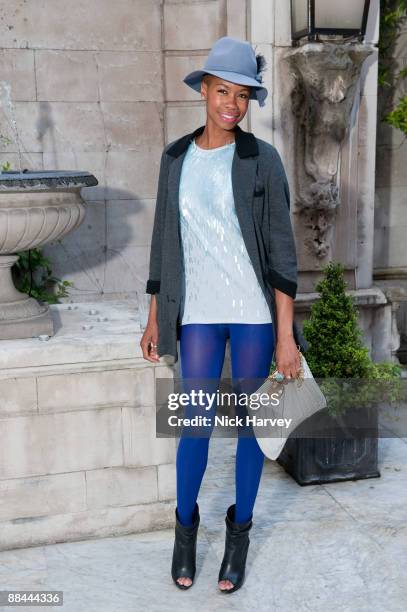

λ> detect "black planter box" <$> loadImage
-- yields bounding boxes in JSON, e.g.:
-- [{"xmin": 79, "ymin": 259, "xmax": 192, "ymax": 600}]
[{"xmin": 277, "ymin": 405, "xmax": 380, "ymax": 485}]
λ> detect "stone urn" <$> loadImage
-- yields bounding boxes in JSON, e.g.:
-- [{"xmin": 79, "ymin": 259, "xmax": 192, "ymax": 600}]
[{"xmin": 0, "ymin": 170, "xmax": 98, "ymax": 340}]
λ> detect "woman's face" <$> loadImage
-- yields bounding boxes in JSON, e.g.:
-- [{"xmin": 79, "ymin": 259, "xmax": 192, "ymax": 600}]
[{"xmin": 200, "ymin": 75, "xmax": 250, "ymax": 131}]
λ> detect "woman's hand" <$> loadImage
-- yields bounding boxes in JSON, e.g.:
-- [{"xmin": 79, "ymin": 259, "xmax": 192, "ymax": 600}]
[
  {"xmin": 140, "ymin": 294, "xmax": 160, "ymax": 362},
  {"xmin": 273, "ymin": 289, "xmax": 301, "ymax": 380},
  {"xmin": 140, "ymin": 322, "xmax": 160, "ymax": 362},
  {"xmin": 275, "ymin": 334, "xmax": 301, "ymax": 380}
]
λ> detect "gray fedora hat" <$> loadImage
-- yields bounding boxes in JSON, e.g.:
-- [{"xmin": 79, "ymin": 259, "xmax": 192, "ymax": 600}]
[{"xmin": 183, "ymin": 36, "xmax": 268, "ymax": 107}]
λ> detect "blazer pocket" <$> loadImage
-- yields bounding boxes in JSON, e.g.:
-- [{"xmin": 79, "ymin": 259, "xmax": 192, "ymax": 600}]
[
  {"xmin": 253, "ymin": 186, "xmax": 265, "ymax": 197},
  {"xmin": 253, "ymin": 174, "xmax": 265, "ymax": 197},
  {"xmin": 252, "ymin": 184, "xmax": 265, "ymax": 219}
]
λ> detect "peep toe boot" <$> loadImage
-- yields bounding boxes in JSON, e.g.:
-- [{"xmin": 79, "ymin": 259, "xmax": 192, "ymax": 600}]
[
  {"xmin": 218, "ymin": 503, "xmax": 253, "ymax": 594},
  {"xmin": 171, "ymin": 502, "xmax": 200, "ymax": 589}
]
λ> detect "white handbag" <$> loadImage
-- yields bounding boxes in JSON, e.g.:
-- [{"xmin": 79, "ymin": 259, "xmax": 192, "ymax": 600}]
[{"xmin": 250, "ymin": 347, "xmax": 327, "ymax": 460}]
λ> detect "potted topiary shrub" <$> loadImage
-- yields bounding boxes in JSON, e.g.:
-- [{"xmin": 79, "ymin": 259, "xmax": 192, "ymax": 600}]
[{"xmin": 277, "ymin": 262, "xmax": 404, "ymax": 485}]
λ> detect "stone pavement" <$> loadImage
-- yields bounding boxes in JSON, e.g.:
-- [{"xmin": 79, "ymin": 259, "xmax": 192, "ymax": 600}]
[{"xmin": 0, "ymin": 435, "xmax": 406, "ymax": 612}]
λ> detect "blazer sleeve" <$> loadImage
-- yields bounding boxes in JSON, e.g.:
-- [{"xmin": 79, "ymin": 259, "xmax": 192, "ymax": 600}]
[
  {"xmin": 145, "ymin": 148, "xmax": 170, "ymax": 295},
  {"xmin": 265, "ymin": 150, "xmax": 298, "ymax": 300}
]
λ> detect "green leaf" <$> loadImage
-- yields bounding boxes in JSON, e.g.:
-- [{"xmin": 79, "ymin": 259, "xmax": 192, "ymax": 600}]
[
  {"xmin": 12, "ymin": 247, "xmax": 72, "ymax": 304},
  {"xmin": 302, "ymin": 262, "xmax": 402, "ymax": 412}
]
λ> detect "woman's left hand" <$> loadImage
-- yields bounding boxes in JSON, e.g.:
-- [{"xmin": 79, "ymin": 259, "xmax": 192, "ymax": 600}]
[{"xmin": 275, "ymin": 335, "xmax": 301, "ymax": 380}]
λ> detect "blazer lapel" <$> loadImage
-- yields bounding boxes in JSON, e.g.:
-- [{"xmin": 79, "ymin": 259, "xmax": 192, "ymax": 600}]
[
  {"xmin": 166, "ymin": 150, "xmax": 188, "ymax": 293},
  {"xmin": 167, "ymin": 150, "xmax": 187, "ymax": 215},
  {"xmin": 231, "ymin": 153, "xmax": 264, "ymax": 290}
]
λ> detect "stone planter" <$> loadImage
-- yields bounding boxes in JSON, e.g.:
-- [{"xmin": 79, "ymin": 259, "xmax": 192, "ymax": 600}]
[{"xmin": 0, "ymin": 171, "xmax": 98, "ymax": 340}]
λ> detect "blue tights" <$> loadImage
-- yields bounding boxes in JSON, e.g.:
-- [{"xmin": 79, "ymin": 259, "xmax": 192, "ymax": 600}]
[{"xmin": 176, "ymin": 323, "xmax": 275, "ymax": 526}]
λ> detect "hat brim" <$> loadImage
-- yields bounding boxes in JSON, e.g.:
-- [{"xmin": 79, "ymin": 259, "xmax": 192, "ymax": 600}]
[{"xmin": 183, "ymin": 69, "xmax": 268, "ymax": 107}]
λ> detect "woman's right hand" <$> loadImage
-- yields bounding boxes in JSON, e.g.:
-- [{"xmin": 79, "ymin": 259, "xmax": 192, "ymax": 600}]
[{"xmin": 140, "ymin": 321, "xmax": 160, "ymax": 362}]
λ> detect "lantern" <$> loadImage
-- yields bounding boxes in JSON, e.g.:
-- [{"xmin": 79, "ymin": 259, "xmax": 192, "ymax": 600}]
[{"xmin": 291, "ymin": 0, "xmax": 371, "ymax": 43}]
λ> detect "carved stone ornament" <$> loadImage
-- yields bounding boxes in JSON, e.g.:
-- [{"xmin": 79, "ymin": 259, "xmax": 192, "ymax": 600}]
[{"xmin": 284, "ymin": 42, "xmax": 373, "ymax": 258}]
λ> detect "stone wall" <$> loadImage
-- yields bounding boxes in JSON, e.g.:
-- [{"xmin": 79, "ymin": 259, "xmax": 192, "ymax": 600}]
[
  {"xmin": 0, "ymin": 0, "xmax": 164, "ymax": 302},
  {"xmin": 374, "ymin": 24, "xmax": 407, "ymax": 275},
  {"xmin": 0, "ymin": 301, "xmax": 176, "ymax": 551},
  {"xmin": 374, "ymin": 22, "xmax": 407, "ymax": 361}
]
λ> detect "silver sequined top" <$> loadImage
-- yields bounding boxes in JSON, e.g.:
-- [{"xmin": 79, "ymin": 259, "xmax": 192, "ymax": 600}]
[{"xmin": 178, "ymin": 137, "xmax": 272, "ymax": 325}]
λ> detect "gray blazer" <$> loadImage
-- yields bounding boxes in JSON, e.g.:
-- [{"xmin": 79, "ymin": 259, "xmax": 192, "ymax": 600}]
[{"xmin": 146, "ymin": 124, "xmax": 307, "ymax": 363}]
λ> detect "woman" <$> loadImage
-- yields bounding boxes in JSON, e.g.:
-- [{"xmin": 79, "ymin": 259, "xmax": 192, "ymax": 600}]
[{"xmin": 140, "ymin": 36, "xmax": 302, "ymax": 593}]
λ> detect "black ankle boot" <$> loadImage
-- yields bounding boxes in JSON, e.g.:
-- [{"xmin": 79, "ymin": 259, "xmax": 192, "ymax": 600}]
[
  {"xmin": 171, "ymin": 502, "xmax": 200, "ymax": 589},
  {"xmin": 218, "ymin": 504, "xmax": 253, "ymax": 594}
]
